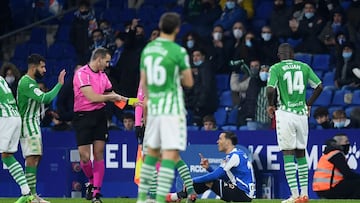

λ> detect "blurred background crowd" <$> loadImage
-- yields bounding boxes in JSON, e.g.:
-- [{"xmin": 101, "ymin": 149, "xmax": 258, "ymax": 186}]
[{"xmin": 0, "ymin": 0, "xmax": 360, "ymax": 132}]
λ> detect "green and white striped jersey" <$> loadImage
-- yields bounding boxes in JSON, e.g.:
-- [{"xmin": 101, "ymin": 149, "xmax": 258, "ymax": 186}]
[
  {"xmin": 0, "ymin": 76, "xmax": 19, "ymax": 117},
  {"xmin": 17, "ymin": 75, "xmax": 62, "ymax": 136},
  {"xmin": 267, "ymin": 59, "xmax": 322, "ymax": 115},
  {"xmin": 140, "ymin": 37, "xmax": 190, "ymax": 116}
]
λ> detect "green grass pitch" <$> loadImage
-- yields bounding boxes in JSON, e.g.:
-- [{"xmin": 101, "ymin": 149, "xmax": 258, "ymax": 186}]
[{"xmin": 1, "ymin": 198, "xmax": 360, "ymax": 203}]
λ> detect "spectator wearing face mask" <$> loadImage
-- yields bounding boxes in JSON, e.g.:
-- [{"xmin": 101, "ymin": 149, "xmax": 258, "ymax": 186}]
[
  {"xmin": 331, "ymin": 110, "xmax": 353, "ymax": 129},
  {"xmin": 347, "ymin": 0, "xmax": 360, "ymax": 44},
  {"xmin": 313, "ymin": 134, "xmax": 360, "ymax": 199},
  {"xmin": 70, "ymin": 0, "xmax": 97, "ymax": 64},
  {"xmin": 185, "ymin": 48, "xmax": 218, "ymax": 126},
  {"xmin": 182, "ymin": 31, "xmax": 203, "ymax": 63},
  {"xmin": 334, "ymin": 42, "xmax": 360, "ymax": 89},
  {"xmin": 206, "ymin": 25, "xmax": 227, "ymax": 73},
  {"xmin": 0, "ymin": 62, "xmax": 21, "ymax": 98},
  {"xmin": 313, "ymin": 106, "xmax": 333, "ymax": 129},
  {"xmin": 231, "ymin": 59, "xmax": 262, "ymax": 126},
  {"xmin": 214, "ymin": 0, "xmax": 247, "ymax": 31},
  {"xmin": 98, "ymin": 19, "xmax": 116, "ymax": 49},
  {"xmin": 289, "ymin": 1, "xmax": 328, "ymax": 54},
  {"xmin": 89, "ymin": 29, "xmax": 114, "ymax": 52},
  {"xmin": 259, "ymin": 25, "xmax": 280, "ymax": 65},
  {"xmin": 254, "ymin": 65, "xmax": 272, "ymax": 129},
  {"xmin": 224, "ymin": 21, "xmax": 246, "ymax": 71}
]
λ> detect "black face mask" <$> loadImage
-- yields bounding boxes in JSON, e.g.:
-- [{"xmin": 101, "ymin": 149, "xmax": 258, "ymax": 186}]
[
  {"xmin": 80, "ymin": 10, "xmax": 89, "ymax": 16},
  {"xmin": 341, "ymin": 144, "xmax": 350, "ymax": 154},
  {"xmin": 35, "ymin": 69, "xmax": 44, "ymax": 80}
]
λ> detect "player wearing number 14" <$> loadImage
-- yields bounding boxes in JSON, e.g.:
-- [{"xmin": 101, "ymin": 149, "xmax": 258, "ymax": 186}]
[{"xmin": 266, "ymin": 43, "xmax": 323, "ymax": 203}]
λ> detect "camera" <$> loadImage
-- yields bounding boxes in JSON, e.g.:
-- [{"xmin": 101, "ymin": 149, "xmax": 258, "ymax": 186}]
[{"xmin": 229, "ymin": 59, "xmax": 251, "ymax": 75}]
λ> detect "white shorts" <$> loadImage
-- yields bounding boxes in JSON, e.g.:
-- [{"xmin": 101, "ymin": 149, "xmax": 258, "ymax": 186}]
[
  {"xmin": 275, "ymin": 110, "xmax": 308, "ymax": 151},
  {"xmin": 20, "ymin": 123, "xmax": 43, "ymax": 157},
  {"xmin": 144, "ymin": 114, "xmax": 187, "ymax": 152},
  {"xmin": 0, "ymin": 117, "xmax": 21, "ymax": 153}
]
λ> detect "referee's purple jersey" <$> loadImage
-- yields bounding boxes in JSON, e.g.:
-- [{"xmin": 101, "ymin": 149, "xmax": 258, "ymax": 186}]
[{"xmin": 73, "ymin": 65, "xmax": 112, "ymax": 112}]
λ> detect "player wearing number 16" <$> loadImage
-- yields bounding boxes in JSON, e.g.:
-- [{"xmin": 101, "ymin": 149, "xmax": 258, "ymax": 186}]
[
  {"xmin": 266, "ymin": 43, "xmax": 323, "ymax": 203},
  {"xmin": 136, "ymin": 12, "xmax": 194, "ymax": 203}
]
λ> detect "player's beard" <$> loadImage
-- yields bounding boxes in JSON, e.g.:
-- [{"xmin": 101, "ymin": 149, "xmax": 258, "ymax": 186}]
[{"xmin": 35, "ymin": 69, "xmax": 44, "ymax": 80}]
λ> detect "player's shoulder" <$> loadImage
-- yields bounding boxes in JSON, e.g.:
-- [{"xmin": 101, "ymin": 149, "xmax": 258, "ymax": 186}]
[{"xmin": 18, "ymin": 75, "xmax": 33, "ymax": 87}]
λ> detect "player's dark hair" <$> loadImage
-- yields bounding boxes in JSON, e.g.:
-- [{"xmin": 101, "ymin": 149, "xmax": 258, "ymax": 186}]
[
  {"xmin": 223, "ymin": 131, "xmax": 238, "ymax": 145},
  {"xmin": 27, "ymin": 54, "xmax": 46, "ymax": 66},
  {"xmin": 277, "ymin": 43, "xmax": 294, "ymax": 60},
  {"xmin": 159, "ymin": 12, "xmax": 181, "ymax": 34},
  {"xmin": 90, "ymin": 47, "xmax": 111, "ymax": 61}
]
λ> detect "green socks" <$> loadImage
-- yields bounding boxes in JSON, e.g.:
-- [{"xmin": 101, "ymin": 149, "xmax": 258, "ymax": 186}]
[
  {"xmin": 283, "ymin": 155, "xmax": 299, "ymax": 197},
  {"xmin": 2, "ymin": 156, "xmax": 30, "ymax": 195},
  {"xmin": 156, "ymin": 159, "xmax": 175, "ymax": 203},
  {"xmin": 296, "ymin": 156, "xmax": 308, "ymax": 196},
  {"xmin": 176, "ymin": 160, "xmax": 194, "ymax": 195},
  {"xmin": 25, "ymin": 166, "xmax": 37, "ymax": 194},
  {"xmin": 138, "ymin": 155, "xmax": 158, "ymax": 201}
]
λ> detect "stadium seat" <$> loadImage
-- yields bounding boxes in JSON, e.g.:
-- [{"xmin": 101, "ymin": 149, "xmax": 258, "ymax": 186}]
[
  {"xmin": 312, "ymin": 54, "xmax": 330, "ymax": 71},
  {"xmin": 28, "ymin": 43, "xmax": 47, "ymax": 57},
  {"xmin": 251, "ymin": 19, "xmax": 267, "ymax": 35},
  {"xmin": 118, "ymin": 8, "xmax": 136, "ymax": 23},
  {"xmin": 322, "ymin": 71, "xmax": 335, "ymax": 87},
  {"xmin": 287, "ymin": 38, "xmax": 302, "ymax": 48},
  {"xmin": 215, "ymin": 74, "xmax": 230, "ymax": 93},
  {"xmin": 352, "ymin": 90, "xmax": 360, "ymax": 105},
  {"xmin": 61, "ymin": 43, "xmax": 77, "ymax": 60},
  {"xmin": 227, "ymin": 108, "xmax": 238, "ymax": 125},
  {"xmin": 331, "ymin": 89, "xmax": 349, "ymax": 106},
  {"xmin": 328, "ymin": 106, "xmax": 343, "ymax": 119},
  {"xmin": 314, "ymin": 70, "xmax": 323, "ymax": 78},
  {"xmin": 313, "ymin": 89, "xmax": 333, "ymax": 106},
  {"xmin": 221, "ymin": 125, "xmax": 238, "ymax": 131},
  {"xmin": 214, "ymin": 108, "xmax": 227, "ymax": 127},
  {"xmin": 187, "ymin": 125, "xmax": 199, "ymax": 131},
  {"xmin": 55, "ymin": 25, "xmax": 71, "ymax": 42},
  {"xmin": 294, "ymin": 53, "xmax": 312, "ymax": 65},
  {"xmin": 345, "ymin": 106, "xmax": 355, "ymax": 117},
  {"xmin": 101, "ymin": 8, "xmax": 120, "ymax": 24},
  {"xmin": 12, "ymin": 43, "xmax": 29, "ymax": 60},
  {"xmin": 29, "ymin": 27, "xmax": 47, "ymax": 44},
  {"xmin": 219, "ymin": 90, "xmax": 233, "ymax": 107}
]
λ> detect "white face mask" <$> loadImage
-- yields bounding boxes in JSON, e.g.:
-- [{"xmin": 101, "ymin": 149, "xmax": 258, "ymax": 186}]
[
  {"xmin": 233, "ymin": 29, "xmax": 243, "ymax": 39},
  {"xmin": 5, "ymin": 76, "xmax": 15, "ymax": 84},
  {"xmin": 213, "ymin": 32, "xmax": 222, "ymax": 41},
  {"xmin": 261, "ymin": 33, "xmax": 272, "ymax": 41}
]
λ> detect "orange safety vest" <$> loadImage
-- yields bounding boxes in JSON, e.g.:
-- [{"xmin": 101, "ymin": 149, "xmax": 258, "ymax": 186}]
[{"xmin": 313, "ymin": 150, "xmax": 344, "ymax": 191}]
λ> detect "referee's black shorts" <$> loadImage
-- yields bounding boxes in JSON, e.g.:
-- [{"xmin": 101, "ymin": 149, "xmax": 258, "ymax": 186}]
[{"xmin": 73, "ymin": 108, "xmax": 108, "ymax": 146}]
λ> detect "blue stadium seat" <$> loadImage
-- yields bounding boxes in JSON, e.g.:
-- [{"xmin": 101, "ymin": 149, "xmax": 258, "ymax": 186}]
[
  {"xmin": 28, "ymin": 43, "xmax": 47, "ymax": 57},
  {"xmin": 312, "ymin": 54, "xmax": 330, "ymax": 71},
  {"xmin": 101, "ymin": 8, "xmax": 120, "ymax": 24},
  {"xmin": 29, "ymin": 27, "xmax": 47, "ymax": 44},
  {"xmin": 227, "ymin": 108, "xmax": 238, "ymax": 125},
  {"xmin": 10, "ymin": 59, "xmax": 27, "ymax": 73},
  {"xmin": 108, "ymin": 0, "xmax": 126, "ymax": 8},
  {"xmin": 221, "ymin": 125, "xmax": 238, "ymax": 131},
  {"xmin": 322, "ymin": 71, "xmax": 335, "ymax": 87},
  {"xmin": 215, "ymin": 74, "xmax": 230, "ymax": 93},
  {"xmin": 56, "ymin": 25, "xmax": 71, "ymax": 42},
  {"xmin": 219, "ymin": 90, "xmax": 233, "ymax": 107},
  {"xmin": 62, "ymin": 43, "xmax": 77, "ymax": 60},
  {"xmin": 331, "ymin": 90, "xmax": 348, "ymax": 106},
  {"xmin": 328, "ymin": 106, "xmax": 343, "ymax": 119},
  {"xmin": 294, "ymin": 53, "xmax": 312, "ymax": 65},
  {"xmin": 314, "ymin": 70, "xmax": 323, "ymax": 78},
  {"xmin": 12, "ymin": 43, "xmax": 29, "ymax": 60},
  {"xmin": 345, "ymin": 106, "xmax": 355, "ymax": 117},
  {"xmin": 187, "ymin": 125, "xmax": 199, "ymax": 131},
  {"xmin": 313, "ymin": 89, "xmax": 333, "ymax": 106},
  {"xmin": 60, "ymin": 12, "xmax": 75, "ymax": 25},
  {"xmin": 251, "ymin": 19, "xmax": 267, "ymax": 35},
  {"xmin": 287, "ymin": 38, "xmax": 302, "ymax": 47},
  {"xmin": 177, "ymin": 23, "xmax": 193, "ymax": 40},
  {"xmin": 47, "ymin": 43, "xmax": 63, "ymax": 59},
  {"xmin": 351, "ymin": 90, "xmax": 360, "ymax": 105},
  {"xmin": 118, "ymin": 8, "xmax": 136, "ymax": 23},
  {"xmin": 214, "ymin": 108, "xmax": 227, "ymax": 127},
  {"xmin": 341, "ymin": 1, "xmax": 351, "ymax": 10}
]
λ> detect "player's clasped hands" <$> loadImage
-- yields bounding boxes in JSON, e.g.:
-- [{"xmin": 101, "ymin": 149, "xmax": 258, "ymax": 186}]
[{"xmin": 199, "ymin": 153, "xmax": 209, "ymax": 169}]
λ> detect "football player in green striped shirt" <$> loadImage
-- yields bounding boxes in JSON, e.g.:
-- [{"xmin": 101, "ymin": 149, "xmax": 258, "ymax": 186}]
[
  {"xmin": 0, "ymin": 76, "xmax": 35, "ymax": 203},
  {"xmin": 267, "ymin": 43, "xmax": 323, "ymax": 203},
  {"xmin": 136, "ymin": 12, "xmax": 194, "ymax": 203},
  {"xmin": 17, "ymin": 54, "xmax": 66, "ymax": 203}
]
